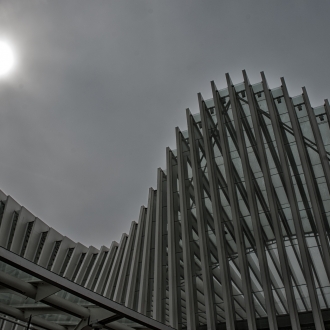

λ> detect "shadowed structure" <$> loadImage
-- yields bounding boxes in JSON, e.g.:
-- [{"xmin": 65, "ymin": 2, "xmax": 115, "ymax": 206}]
[{"xmin": 0, "ymin": 71, "xmax": 329, "ymax": 330}]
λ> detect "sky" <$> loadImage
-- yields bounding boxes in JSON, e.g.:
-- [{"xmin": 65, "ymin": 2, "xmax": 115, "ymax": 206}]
[{"xmin": 0, "ymin": 0, "xmax": 329, "ymax": 248}]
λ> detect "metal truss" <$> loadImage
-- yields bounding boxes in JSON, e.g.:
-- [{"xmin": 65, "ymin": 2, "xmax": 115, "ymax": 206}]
[{"xmin": 0, "ymin": 71, "xmax": 329, "ymax": 330}]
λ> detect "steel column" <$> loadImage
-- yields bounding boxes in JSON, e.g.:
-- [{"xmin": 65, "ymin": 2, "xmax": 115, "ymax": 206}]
[
  {"xmin": 186, "ymin": 108, "xmax": 217, "ymax": 330},
  {"xmin": 243, "ymin": 70, "xmax": 301, "ymax": 330},
  {"xmin": 199, "ymin": 93, "xmax": 237, "ymax": 330},
  {"xmin": 303, "ymin": 89, "xmax": 330, "ymax": 198},
  {"xmin": 211, "ymin": 80, "xmax": 257, "ymax": 330},
  {"xmin": 94, "ymin": 241, "xmax": 118, "ymax": 295},
  {"xmin": 226, "ymin": 73, "xmax": 278, "ymax": 330},
  {"xmin": 138, "ymin": 188, "xmax": 157, "ymax": 315},
  {"xmin": 113, "ymin": 221, "xmax": 138, "ymax": 303},
  {"xmin": 166, "ymin": 147, "xmax": 183, "ymax": 329},
  {"xmin": 176, "ymin": 127, "xmax": 199, "ymax": 330},
  {"xmin": 325, "ymin": 100, "xmax": 330, "ymax": 129},
  {"xmin": 125, "ymin": 206, "xmax": 147, "ymax": 309},
  {"xmin": 153, "ymin": 168, "xmax": 167, "ymax": 322},
  {"xmin": 262, "ymin": 72, "xmax": 325, "ymax": 330},
  {"xmin": 104, "ymin": 233, "xmax": 128, "ymax": 299},
  {"xmin": 282, "ymin": 78, "xmax": 330, "ymax": 281}
]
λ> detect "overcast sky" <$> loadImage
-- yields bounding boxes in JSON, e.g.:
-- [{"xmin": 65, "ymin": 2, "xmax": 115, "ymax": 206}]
[{"xmin": 0, "ymin": 0, "xmax": 329, "ymax": 248}]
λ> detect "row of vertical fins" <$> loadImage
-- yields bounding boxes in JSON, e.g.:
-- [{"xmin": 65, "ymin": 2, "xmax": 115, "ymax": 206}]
[{"xmin": 1, "ymin": 71, "xmax": 330, "ymax": 330}]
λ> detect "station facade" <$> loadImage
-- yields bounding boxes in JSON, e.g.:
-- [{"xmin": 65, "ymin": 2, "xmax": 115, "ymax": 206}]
[{"xmin": 0, "ymin": 71, "xmax": 329, "ymax": 330}]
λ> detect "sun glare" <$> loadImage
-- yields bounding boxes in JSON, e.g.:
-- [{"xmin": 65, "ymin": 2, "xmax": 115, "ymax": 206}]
[{"xmin": 0, "ymin": 40, "xmax": 16, "ymax": 77}]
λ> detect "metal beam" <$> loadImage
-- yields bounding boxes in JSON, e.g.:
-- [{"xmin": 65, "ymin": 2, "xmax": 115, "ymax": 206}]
[
  {"xmin": 124, "ymin": 206, "xmax": 147, "ymax": 309},
  {"xmin": 261, "ymin": 72, "xmax": 325, "ymax": 330},
  {"xmin": 94, "ymin": 242, "xmax": 118, "ymax": 295},
  {"xmin": 303, "ymin": 89, "xmax": 330, "ymax": 203},
  {"xmin": 153, "ymin": 168, "xmax": 167, "ymax": 322},
  {"xmin": 243, "ymin": 70, "xmax": 301, "ymax": 330},
  {"xmin": 226, "ymin": 73, "xmax": 279, "ymax": 330},
  {"xmin": 325, "ymin": 99, "xmax": 330, "ymax": 129},
  {"xmin": 0, "ymin": 247, "xmax": 174, "ymax": 330},
  {"xmin": 211, "ymin": 80, "xmax": 257, "ymax": 330},
  {"xmin": 113, "ymin": 222, "xmax": 137, "ymax": 303},
  {"xmin": 138, "ymin": 188, "xmax": 157, "ymax": 315},
  {"xmin": 282, "ymin": 79, "xmax": 330, "ymax": 282},
  {"xmin": 166, "ymin": 147, "xmax": 183, "ymax": 329},
  {"xmin": 176, "ymin": 127, "xmax": 199, "ymax": 330},
  {"xmin": 186, "ymin": 108, "xmax": 217, "ymax": 330},
  {"xmin": 0, "ymin": 270, "xmax": 89, "ymax": 318},
  {"xmin": 199, "ymin": 92, "xmax": 237, "ymax": 330},
  {"xmin": 104, "ymin": 234, "xmax": 128, "ymax": 299},
  {"xmin": 0, "ymin": 303, "xmax": 66, "ymax": 330}
]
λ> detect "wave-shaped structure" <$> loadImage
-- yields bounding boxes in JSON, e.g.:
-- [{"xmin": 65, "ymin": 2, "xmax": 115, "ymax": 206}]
[{"xmin": 0, "ymin": 71, "xmax": 330, "ymax": 330}]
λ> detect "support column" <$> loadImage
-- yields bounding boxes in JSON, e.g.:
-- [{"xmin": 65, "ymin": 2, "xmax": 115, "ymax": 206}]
[
  {"xmin": 243, "ymin": 70, "xmax": 301, "ymax": 330},
  {"xmin": 176, "ymin": 127, "xmax": 199, "ymax": 330},
  {"xmin": 261, "ymin": 72, "xmax": 325, "ymax": 330},
  {"xmin": 282, "ymin": 79, "xmax": 330, "ymax": 283},
  {"xmin": 226, "ymin": 73, "xmax": 278, "ymax": 330},
  {"xmin": 138, "ymin": 188, "xmax": 157, "ymax": 315},
  {"xmin": 167, "ymin": 147, "xmax": 183, "ymax": 329},
  {"xmin": 153, "ymin": 168, "xmax": 167, "ymax": 322},
  {"xmin": 113, "ymin": 221, "xmax": 138, "ymax": 303},
  {"xmin": 125, "ymin": 206, "xmax": 147, "ymax": 309},
  {"xmin": 325, "ymin": 100, "xmax": 330, "ymax": 128},
  {"xmin": 199, "ymin": 93, "xmax": 236, "ymax": 330},
  {"xmin": 303, "ymin": 89, "xmax": 330, "ymax": 200},
  {"xmin": 186, "ymin": 108, "xmax": 217, "ymax": 330},
  {"xmin": 104, "ymin": 233, "xmax": 128, "ymax": 299},
  {"xmin": 211, "ymin": 80, "xmax": 257, "ymax": 330}
]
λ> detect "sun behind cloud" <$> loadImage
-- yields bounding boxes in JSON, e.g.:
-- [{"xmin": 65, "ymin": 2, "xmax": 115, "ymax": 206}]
[{"xmin": 0, "ymin": 39, "xmax": 16, "ymax": 77}]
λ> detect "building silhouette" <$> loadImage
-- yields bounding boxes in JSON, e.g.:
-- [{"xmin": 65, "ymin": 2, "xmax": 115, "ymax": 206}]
[{"xmin": 0, "ymin": 71, "xmax": 329, "ymax": 330}]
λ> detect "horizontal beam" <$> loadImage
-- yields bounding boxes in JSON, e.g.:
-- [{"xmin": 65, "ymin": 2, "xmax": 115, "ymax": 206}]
[
  {"xmin": 0, "ymin": 302, "xmax": 66, "ymax": 330},
  {"xmin": 0, "ymin": 247, "xmax": 173, "ymax": 330}
]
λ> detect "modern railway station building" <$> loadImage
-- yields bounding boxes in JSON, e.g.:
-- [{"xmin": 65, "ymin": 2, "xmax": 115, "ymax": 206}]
[{"xmin": 0, "ymin": 71, "xmax": 329, "ymax": 330}]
